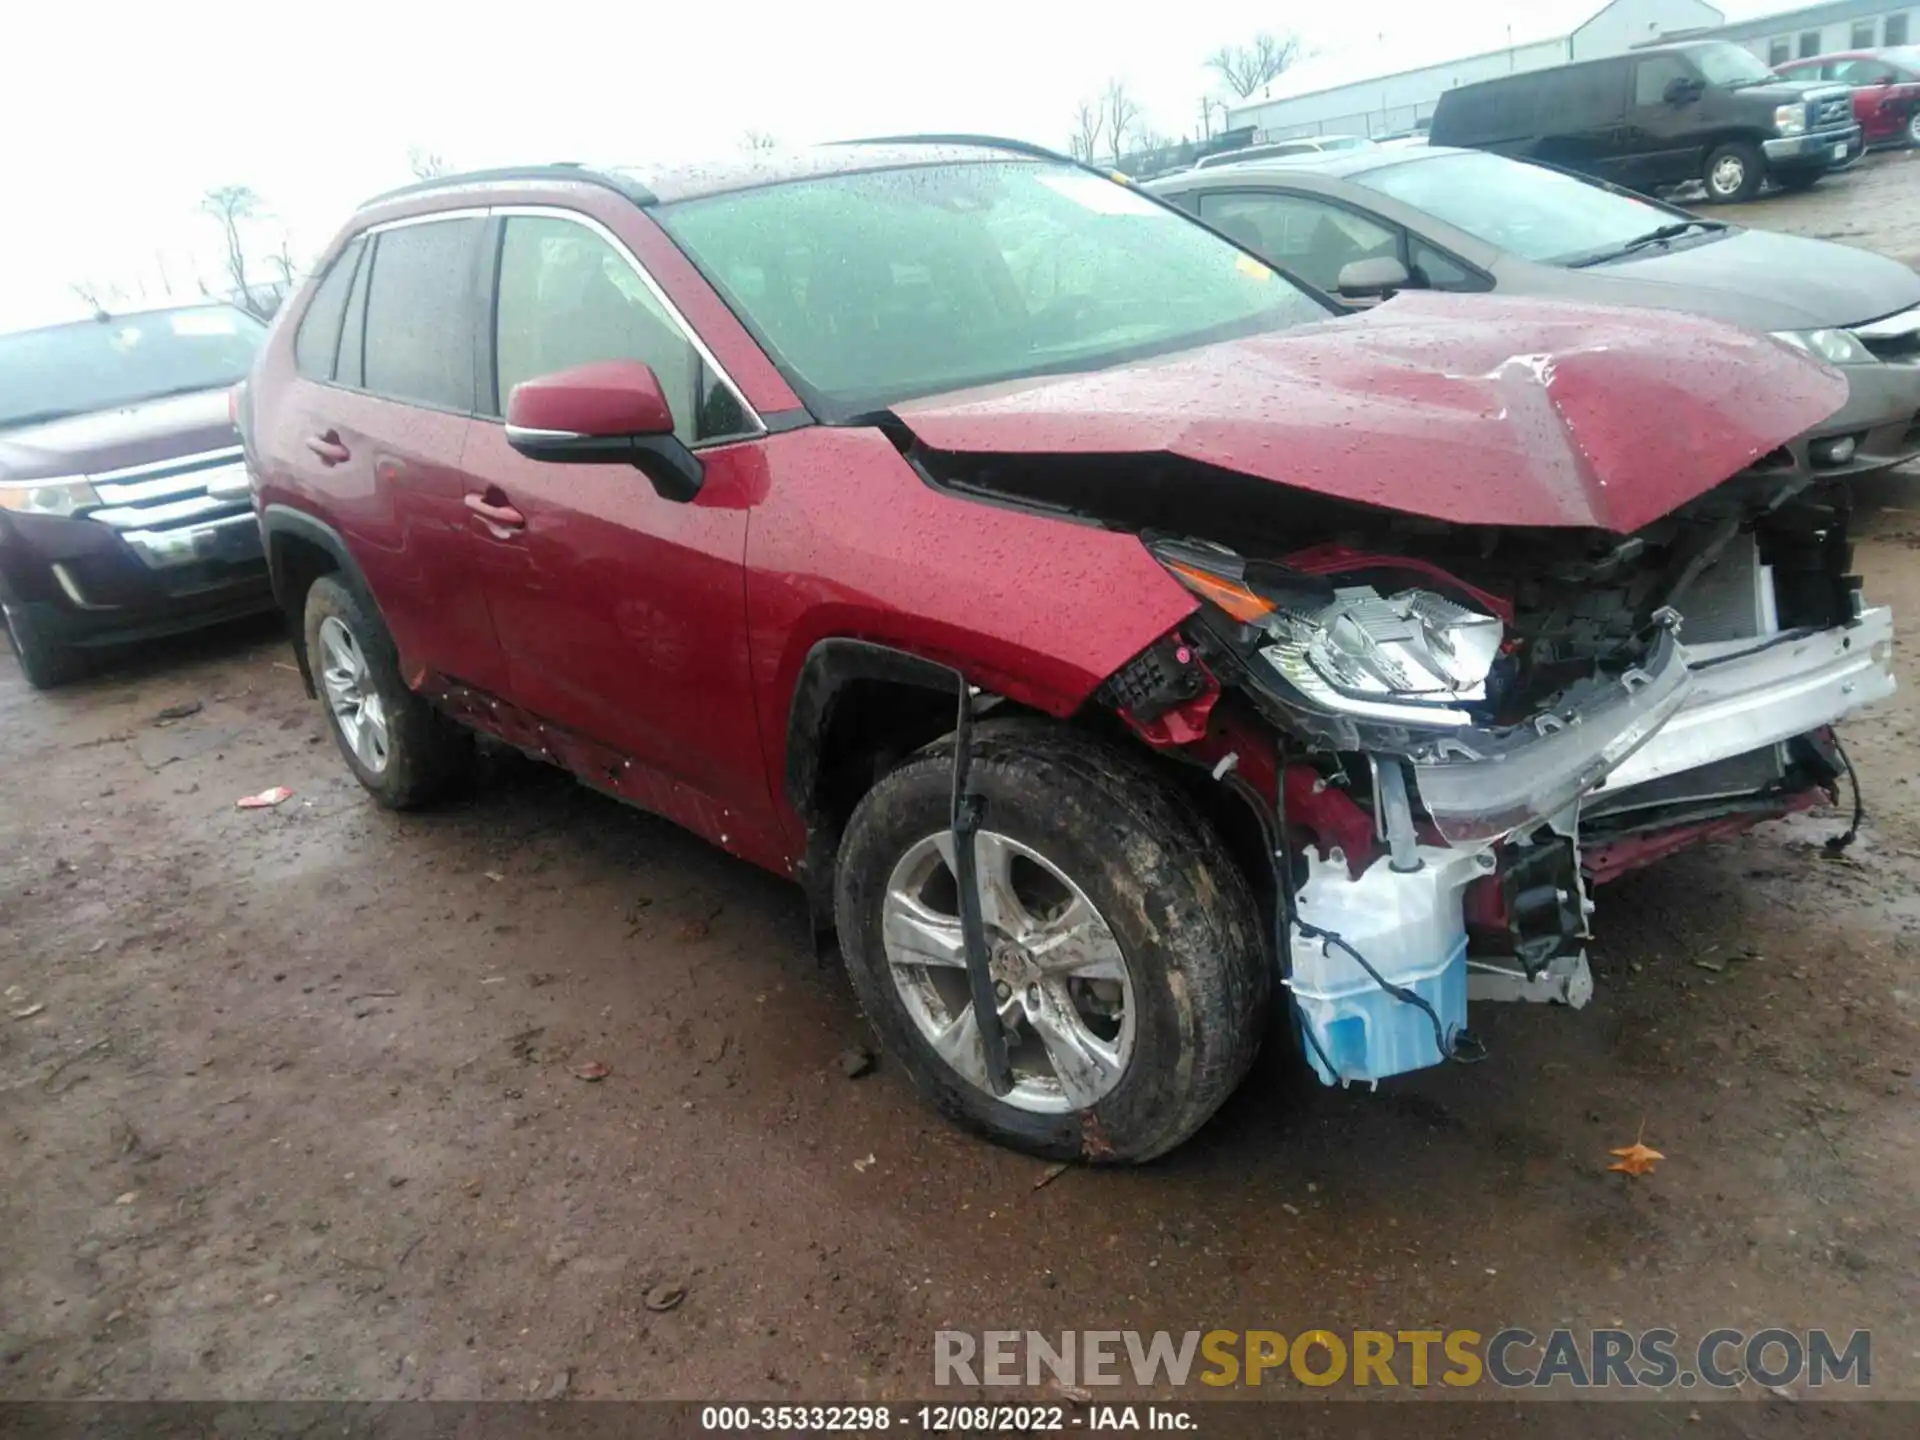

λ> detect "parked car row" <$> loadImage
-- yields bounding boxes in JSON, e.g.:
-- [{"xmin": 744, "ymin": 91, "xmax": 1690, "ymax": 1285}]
[{"xmin": 4, "ymin": 135, "xmax": 1903, "ymax": 1163}]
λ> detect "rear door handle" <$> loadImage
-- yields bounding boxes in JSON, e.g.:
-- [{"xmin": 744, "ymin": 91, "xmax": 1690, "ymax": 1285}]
[
  {"xmin": 305, "ymin": 431, "xmax": 350, "ymax": 466},
  {"xmin": 464, "ymin": 491, "xmax": 526, "ymax": 538}
]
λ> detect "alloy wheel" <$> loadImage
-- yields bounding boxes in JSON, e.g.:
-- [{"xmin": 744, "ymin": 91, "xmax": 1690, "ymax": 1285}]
[
  {"xmin": 882, "ymin": 830, "xmax": 1136, "ymax": 1114},
  {"xmin": 1709, "ymin": 155, "xmax": 1746, "ymax": 198},
  {"xmin": 317, "ymin": 615, "xmax": 391, "ymax": 774}
]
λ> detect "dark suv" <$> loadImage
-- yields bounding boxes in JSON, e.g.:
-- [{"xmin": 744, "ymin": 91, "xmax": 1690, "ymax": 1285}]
[
  {"xmin": 242, "ymin": 141, "xmax": 1893, "ymax": 1162},
  {"xmin": 1430, "ymin": 40, "xmax": 1861, "ymax": 202},
  {"xmin": 1, "ymin": 303, "xmax": 274, "ymax": 687}
]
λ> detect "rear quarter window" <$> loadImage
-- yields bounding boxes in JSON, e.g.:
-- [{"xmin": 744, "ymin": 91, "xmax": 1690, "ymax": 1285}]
[{"xmin": 293, "ymin": 237, "xmax": 365, "ymax": 382}]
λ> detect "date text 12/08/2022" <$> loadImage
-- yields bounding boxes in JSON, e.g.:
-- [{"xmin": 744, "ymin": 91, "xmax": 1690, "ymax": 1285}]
[{"xmin": 699, "ymin": 1405, "xmax": 1194, "ymax": 1430}]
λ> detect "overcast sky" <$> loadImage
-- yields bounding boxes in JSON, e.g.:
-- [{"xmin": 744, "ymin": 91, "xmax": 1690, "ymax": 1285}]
[{"xmin": 2, "ymin": 0, "xmax": 1791, "ymax": 328}]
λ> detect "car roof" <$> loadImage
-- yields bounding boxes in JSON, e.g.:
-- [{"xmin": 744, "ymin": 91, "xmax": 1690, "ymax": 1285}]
[
  {"xmin": 1147, "ymin": 144, "xmax": 1458, "ymax": 187},
  {"xmin": 361, "ymin": 137, "xmax": 1073, "ymax": 212}
]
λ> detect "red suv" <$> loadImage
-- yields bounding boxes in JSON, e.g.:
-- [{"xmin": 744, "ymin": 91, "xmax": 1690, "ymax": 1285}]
[
  {"xmin": 1775, "ymin": 47, "xmax": 1920, "ymax": 147},
  {"xmin": 240, "ymin": 140, "xmax": 1895, "ymax": 1162}
]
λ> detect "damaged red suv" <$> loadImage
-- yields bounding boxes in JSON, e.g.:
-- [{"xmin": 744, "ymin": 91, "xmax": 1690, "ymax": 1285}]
[{"xmin": 240, "ymin": 139, "xmax": 1895, "ymax": 1161}]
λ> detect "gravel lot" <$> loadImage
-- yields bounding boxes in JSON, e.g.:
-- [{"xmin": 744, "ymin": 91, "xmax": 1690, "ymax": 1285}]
[{"xmin": 3, "ymin": 153, "xmax": 1918, "ymax": 1411}]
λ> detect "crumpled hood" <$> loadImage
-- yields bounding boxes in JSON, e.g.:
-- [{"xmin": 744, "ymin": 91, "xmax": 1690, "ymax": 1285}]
[{"xmin": 893, "ymin": 293, "xmax": 1848, "ymax": 534}]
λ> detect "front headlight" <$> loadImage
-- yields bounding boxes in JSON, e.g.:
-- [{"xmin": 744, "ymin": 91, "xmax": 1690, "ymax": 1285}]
[
  {"xmin": 0, "ymin": 476, "xmax": 101, "ymax": 518},
  {"xmin": 1774, "ymin": 103, "xmax": 1807, "ymax": 135},
  {"xmin": 1156, "ymin": 545, "xmax": 1505, "ymax": 730},
  {"xmin": 1771, "ymin": 328, "xmax": 1876, "ymax": 365}
]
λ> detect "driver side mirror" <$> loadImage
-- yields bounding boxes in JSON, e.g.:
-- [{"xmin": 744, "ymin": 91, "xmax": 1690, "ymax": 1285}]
[
  {"xmin": 504, "ymin": 359, "xmax": 704, "ymax": 503},
  {"xmin": 1664, "ymin": 75, "xmax": 1703, "ymax": 104},
  {"xmin": 1336, "ymin": 256, "xmax": 1411, "ymax": 304}
]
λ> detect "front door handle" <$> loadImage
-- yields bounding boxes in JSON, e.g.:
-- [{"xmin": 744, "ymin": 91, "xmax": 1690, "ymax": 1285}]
[
  {"xmin": 464, "ymin": 491, "xmax": 526, "ymax": 539},
  {"xmin": 306, "ymin": 431, "xmax": 350, "ymax": 466}
]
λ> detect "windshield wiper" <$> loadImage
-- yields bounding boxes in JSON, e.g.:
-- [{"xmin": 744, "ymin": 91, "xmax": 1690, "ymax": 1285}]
[{"xmin": 1569, "ymin": 220, "xmax": 1726, "ymax": 267}]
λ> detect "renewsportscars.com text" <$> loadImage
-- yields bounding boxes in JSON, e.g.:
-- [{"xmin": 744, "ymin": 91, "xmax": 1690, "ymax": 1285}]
[{"xmin": 934, "ymin": 1328, "xmax": 1871, "ymax": 1390}]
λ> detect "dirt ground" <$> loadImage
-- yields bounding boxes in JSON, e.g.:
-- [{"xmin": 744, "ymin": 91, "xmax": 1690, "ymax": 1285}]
[{"xmin": 3, "ymin": 154, "xmax": 1919, "ymax": 1411}]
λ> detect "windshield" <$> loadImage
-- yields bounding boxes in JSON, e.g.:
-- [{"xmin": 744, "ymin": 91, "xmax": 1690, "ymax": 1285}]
[
  {"xmin": 1355, "ymin": 151, "xmax": 1704, "ymax": 264},
  {"xmin": 1692, "ymin": 43, "xmax": 1777, "ymax": 88},
  {"xmin": 656, "ymin": 161, "xmax": 1329, "ymax": 416},
  {"xmin": 0, "ymin": 305, "xmax": 266, "ymax": 430}
]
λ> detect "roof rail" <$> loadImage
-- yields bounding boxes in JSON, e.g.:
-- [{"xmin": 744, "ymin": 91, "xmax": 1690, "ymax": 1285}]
[
  {"xmin": 833, "ymin": 133, "xmax": 1081, "ymax": 167},
  {"xmin": 360, "ymin": 164, "xmax": 657, "ymax": 209}
]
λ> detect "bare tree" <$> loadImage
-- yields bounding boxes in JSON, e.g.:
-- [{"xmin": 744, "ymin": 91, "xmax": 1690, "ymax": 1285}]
[
  {"xmin": 742, "ymin": 129, "xmax": 778, "ymax": 153},
  {"xmin": 270, "ymin": 233, "xmax": 299, "ymax": 288},
  {"xmin": 200, "ymin": 185, "xmax": 269, "ymax": 318},
  {"xmin": 407, "ymin": 146, "xmax": 452, "ymax": 179},
  {"xmin": 1069, "ymin": 100, "xmax": 1104, "ymax": 163},
  {"xmin": 1102, "ymin": 79, "xmax": 1140, "ymax": 167},
  {"xmin": 1207, "ymin": 30, "xmax": 1304, "ymax": 99}
]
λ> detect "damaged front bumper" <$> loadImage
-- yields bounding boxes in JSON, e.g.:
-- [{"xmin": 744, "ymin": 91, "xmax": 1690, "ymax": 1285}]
[
  {"xmin": 1408, "ymin": 608, "xmax": 1895, "ymax": 842},
  {"xmin": 1283, "ymin": 608, "xmax": 1893, "ymax": 1087}
]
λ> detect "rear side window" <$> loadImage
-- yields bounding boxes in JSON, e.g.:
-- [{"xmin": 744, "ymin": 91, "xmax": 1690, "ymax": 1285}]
[
  {"xmin": 1554, "ymin": 61, "xmax": 1629, "ymax": 129},
  {"xmin": 1432, "ymin": 75, "xmax": 1542, "ymax": 144},
  {"xmin": 293, "ymin": 237, "xmax": 364, "ymax": 381},
  {"xmin": 361, "ymin": 217, "xmax": 483, "ymax": 410}
]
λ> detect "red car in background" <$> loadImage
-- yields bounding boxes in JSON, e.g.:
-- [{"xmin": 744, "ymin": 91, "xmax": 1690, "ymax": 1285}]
[{"xmin": 1775, "ymin": 47, "xmax": 1920, "ymax": 147}]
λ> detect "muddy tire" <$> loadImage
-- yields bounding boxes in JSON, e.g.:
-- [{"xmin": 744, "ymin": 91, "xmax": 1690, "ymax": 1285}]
[
  {"xmin": 834, "ymin": 719, "xmax": 1269, "ymax": 1163},
  {"xmin": 302, "ymin": 575, "xmax": 470, "ymax": 809},
  {"xmin": 3, "ymin": 604, "xmax": 89, "ymax": 690},
  {"xmin": 1702, "ymin": 141, "xmax": 1763, "ymax": 203}
]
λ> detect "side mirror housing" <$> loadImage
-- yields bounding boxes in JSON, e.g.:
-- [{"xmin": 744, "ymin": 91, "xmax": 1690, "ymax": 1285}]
[
  {"xmin": 1336, "ymin": 256, "xmax": 1412, "ymax": 303},
  {"xmin": 504, "ymin": 359, "xmax": 703, "ymax": 503},
  {"xmin": 1664, "ymin": 75, "xmax": 1703, "ymax": 104}
]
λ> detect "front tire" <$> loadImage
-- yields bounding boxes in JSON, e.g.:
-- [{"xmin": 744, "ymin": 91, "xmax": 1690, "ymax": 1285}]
[
  {"xmin": 302, "ymin": 575, "xmax": 469, "ymax": 809},
  {"xmin": 1702, "ymin": 141, "xmax": 1763, "ymax": 203},
  {"xmin": 3, "ymin": 604, "xmax": 89, "ymax": 690},
  {"xmin": 834, "ymin": 720, "xmax": 1269, "ymax": 1164}
]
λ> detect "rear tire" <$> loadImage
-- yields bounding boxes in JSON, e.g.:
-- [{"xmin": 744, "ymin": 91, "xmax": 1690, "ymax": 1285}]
[
  {"xmin": 302, "ymin": 575, "xmax": 470, "ymax": 809},
  {"xmin": 2, "ymin": 604, "xmax": 89, "ymax": 690},
  {"xmin": 834, "ymin": 719, "xmax": 1269, "ymax": 1164},
  {"xmin": 1702, "ymin": 141, "xmax": 1763, "ymax": 203}
]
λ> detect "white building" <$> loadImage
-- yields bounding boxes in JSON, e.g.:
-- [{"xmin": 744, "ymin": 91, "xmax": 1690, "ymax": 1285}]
[
  {"xmin": 1707, "ymin": 2, "xmax": 1919, "ymax": 64},
  {"xmin": 1226, "ymin": 0, "xmax": 1726, "ymax": 141}
]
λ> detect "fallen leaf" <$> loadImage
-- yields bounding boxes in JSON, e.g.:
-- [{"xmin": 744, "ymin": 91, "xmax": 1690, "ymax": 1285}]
[
  {"xmin": 643, "ymin": 1282, "xmax": 686, "ymax": 1312},
  {"xmin": 1692, "ymin": 958, "xmax": 1725, "ymax": 974},
  {"xmin": 10, "ymin": 1003, "xmax": 46, "ymax": 1020},
  {"xmin": 853, "ymin": 1152, "xmax": 877, "ymax": 1173},
  {"xmin": 113, "ymin": 1191, "xmax": 138, "ymax": 1205},
  {"xmin": 483, "ymin": 871, "xmax": 505, "ymax": 883},
  {"xmin": 150, "ymin": 700, "xmax": 203, "ymax": 726},
  {"xmin": 839, "ymin": 1045, "xmax": 874, "ymax": 1079},
  {"xmin": 1033, "ymin": 1162, "xmax": 1070, "ymax": 1192},
  {"xmin": 1608, "ymin": 1140, "xmax": 1666, "ymax": 1177},
  {"xmin": 236, "ymin": 786, "xmax": 294, "ymax": 809},
  {"xmin": 571, "ymin": 1061, "xmax": 610, "ymax": 1082}
]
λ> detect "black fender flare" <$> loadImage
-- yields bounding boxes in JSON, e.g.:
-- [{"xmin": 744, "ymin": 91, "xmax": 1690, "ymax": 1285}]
[
  {"xmin": 784, "ymin": 638, "xmax": 962, "ymax": 931},
  {"xmin": 784, "ymin": 638, "xmax": 959, "ymax": 819},
  {"xmin": 259, "ymin": 505, "xmax": 378, "ymax": 694}
]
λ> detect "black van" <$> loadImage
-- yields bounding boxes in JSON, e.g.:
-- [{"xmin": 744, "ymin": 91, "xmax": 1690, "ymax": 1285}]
[{"xmin": 1429, "ymin": 39, "xmax": 1861, "ymax": 202}]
